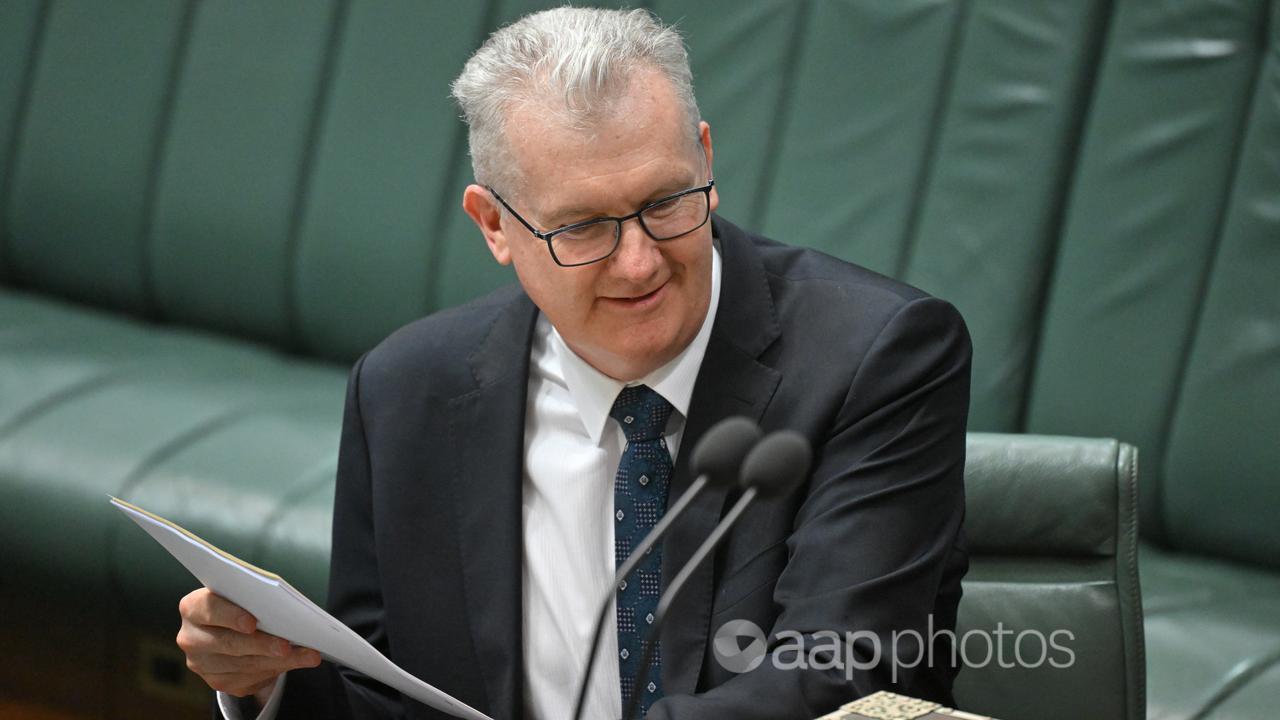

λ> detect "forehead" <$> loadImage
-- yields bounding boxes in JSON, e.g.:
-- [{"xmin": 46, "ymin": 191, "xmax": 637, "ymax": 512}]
[{"xmin": 503, "ymin": 70, "xmax": 700, "ymax": 216}]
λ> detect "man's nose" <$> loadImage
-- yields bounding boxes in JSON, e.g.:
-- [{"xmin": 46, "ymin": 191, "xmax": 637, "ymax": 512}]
[{"xmin": 610, "ymin": 218, "xmax": 663, "ymax": 279}]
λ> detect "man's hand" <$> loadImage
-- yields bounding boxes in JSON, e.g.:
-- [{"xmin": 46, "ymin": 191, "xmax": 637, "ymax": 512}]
[{"xmin": 177, "ymin": 588, "xmax": 322, "ymax": 705}]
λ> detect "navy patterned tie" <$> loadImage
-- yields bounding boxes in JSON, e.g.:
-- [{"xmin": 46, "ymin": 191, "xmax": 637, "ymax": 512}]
[{"xmin": 610, "ymin": 384, "xmax": 673, "ymax": 717}]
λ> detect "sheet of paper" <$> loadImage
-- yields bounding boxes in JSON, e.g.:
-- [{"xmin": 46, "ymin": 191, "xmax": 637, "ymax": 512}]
[{"xmin": 110, "ymin": 496, "xmax": 492, "ymax": 720}]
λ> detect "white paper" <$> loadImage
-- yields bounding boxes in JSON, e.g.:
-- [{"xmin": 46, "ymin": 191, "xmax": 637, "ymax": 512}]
[{"xmin": 110, "ymin": 496, "xmax": 492, "ymax": 720}]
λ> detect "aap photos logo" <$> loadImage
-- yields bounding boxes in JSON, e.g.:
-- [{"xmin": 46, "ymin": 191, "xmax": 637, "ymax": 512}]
[
  {"xmin": 713, "ymin": 619, "xmax": 767, "ymax": 673},
  {"xmin": 712, "ymin": 615, "xmax": 1077, "ymax": 683}
]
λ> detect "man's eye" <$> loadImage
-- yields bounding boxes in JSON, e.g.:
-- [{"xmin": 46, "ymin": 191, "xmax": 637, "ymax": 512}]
[
  {"xmin": 557, "ymin": 222, "xmax": 613, "ymax": 242},
  {"xmin": 646, "ymin": 200, "xmax": 679, "ymax": 218}
]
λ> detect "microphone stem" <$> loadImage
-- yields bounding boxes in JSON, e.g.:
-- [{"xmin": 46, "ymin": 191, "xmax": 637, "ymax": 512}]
[
  {"xmin": 571, "ymin": 476, "xmax": 709, "ymax": 720},
  {"xmin": 622, "ymin": 486, "xmax": 759, "ymax": 720}
]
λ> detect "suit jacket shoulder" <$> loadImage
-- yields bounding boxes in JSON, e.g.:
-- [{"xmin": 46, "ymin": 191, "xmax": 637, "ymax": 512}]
[
  {"xmin": 713, "ymin": 216, "xmax": 968, "ymax": 398},
  {"xmin": 739, "ymin": 220, "xmax": 947, "ymax": 336},
  {"xmin": 358, "ymin": 283, "xmax": 537, "ymax": 403}
]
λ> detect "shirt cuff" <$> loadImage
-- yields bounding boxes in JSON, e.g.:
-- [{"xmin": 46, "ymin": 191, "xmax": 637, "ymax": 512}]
[{"xmin": 216, "ymin": 672, "xmax": 287, "ymax": 720}]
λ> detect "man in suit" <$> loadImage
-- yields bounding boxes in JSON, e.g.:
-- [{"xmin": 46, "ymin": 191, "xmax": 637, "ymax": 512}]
[{"xmin": 177, "ymin": 7, "xmax": 971, "ymax": 719}]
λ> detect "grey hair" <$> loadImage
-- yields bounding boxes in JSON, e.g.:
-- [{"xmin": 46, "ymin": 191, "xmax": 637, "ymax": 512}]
[{"xmin": 450, "ymin": 6, "xmax": 702, "ymax": 194}]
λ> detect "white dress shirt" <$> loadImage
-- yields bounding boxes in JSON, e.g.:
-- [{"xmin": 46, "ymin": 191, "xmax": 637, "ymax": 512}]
[
  {"xmin": 522, "ymin": 246, "xmax": 720, "ymax": 719},
  {"xmin": 221, "ymin": 247, "xmax": 721, "ymax": 720}
]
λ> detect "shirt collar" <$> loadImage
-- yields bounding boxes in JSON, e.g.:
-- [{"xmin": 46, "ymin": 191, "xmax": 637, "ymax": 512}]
[{"xmin": 547, "ymin": 245, "xmax": 722, "ymax": 446}]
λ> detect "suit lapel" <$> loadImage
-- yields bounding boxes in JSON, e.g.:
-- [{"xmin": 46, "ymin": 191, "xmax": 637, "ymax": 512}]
[
  {"xmin": 447, "ymin": 293, "xmax": 539, "ymax": 720},
  {"xmin": 441, "ymin": 218, "xmax": 780, "ymax": 709},
  {"xmin": 661, "ymin": 217, "xmax": 782, "ymax": 696}
]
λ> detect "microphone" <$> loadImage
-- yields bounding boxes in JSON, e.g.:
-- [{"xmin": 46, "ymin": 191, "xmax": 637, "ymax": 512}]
[
  {"xmin": 570, "ymin": 416, "xmax": 762, "ymax": 720},
  {"xmin": 621, "ymin": 430, "xmax": 813, "ymax": 720}
]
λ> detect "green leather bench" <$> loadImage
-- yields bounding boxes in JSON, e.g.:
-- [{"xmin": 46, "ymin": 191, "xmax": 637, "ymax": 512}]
[{"xmin": 1, "ymin": 1, "xmax": 1277, "ymax": 718}]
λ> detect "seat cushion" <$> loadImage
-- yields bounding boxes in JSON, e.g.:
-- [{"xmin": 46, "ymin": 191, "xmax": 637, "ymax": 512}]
[
  {"xmin": 0, "ymin": 288, "xmax": 346, "ymax": 627},
  {"xmin": 1142, "ymin": 543, "xmax": 1280, "ymax": 720},
  {"xmin": 1202, "ymin": 663, "xmax": 1280, "ymax": 720}
]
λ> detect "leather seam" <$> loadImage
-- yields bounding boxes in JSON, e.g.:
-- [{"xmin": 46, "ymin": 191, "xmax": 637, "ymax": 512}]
[
  {"xmin": 748, "ymin": 0, "xmax": 811, "ymax": 231},
  {"xmin": 1014, "ymin": 0, "xmax": 1118, "ymax": 435},
  {"xmin": 137, "ymin": 0, "xmax": 197, "ymax": 322},
  {"xmin": 1153, "ymin": 0, "xmax": 1271, "ymax": 547},
  {"xmin": 105, "ymin": 408, "xmax": 256, "ymax": 599},
  {"xmin": 894, "ymin": 0, "xmax": 973, "ymax": 280},
  {"xmin": 423, "ymin": 0, "xmax": 504, "ymax": 314},
  {"xmin": 0, "ymin": 0, "xmax": 52, "ymax": 285},
  {"xmin": 1124, "ymin": 444, "xmax": 1145, "ymax": 719},
  {"xmin": 0, "ymin": 366, "xmax": 131, "ymax": 440},
  {"xmin": 1188, "ymin": 647, "xmax": 1280, "ymax": 720},
  {"xmin": 284, "ymin": 0, "xmax": 350, "ymax": 355},
  {"xmin": 249, "ymin": 450, "xmax": 341, "ymax": 571}
]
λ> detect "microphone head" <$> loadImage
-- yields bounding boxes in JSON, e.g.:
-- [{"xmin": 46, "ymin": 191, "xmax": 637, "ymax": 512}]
[
  {"xmin": 690, "ymin": 417, "xmax": 762, "ymax": 489},
  {"xmin": 740, "ymin": 430, "xmax": 812, "ymax": 496}
]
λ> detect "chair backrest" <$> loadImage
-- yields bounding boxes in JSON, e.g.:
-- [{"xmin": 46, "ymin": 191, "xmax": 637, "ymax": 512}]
[
  {"xmin": 0, "ymin": 0, "xmax": 510, "ymax": 361},
  {"xmin": 955, "ymin": 433, "xmax": 1143, "ymax": 720}
]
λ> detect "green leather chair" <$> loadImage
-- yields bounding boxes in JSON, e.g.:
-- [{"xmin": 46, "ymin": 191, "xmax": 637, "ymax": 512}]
[{"xmin": 957, "ymin": 434, "xmax": 1143, "ymax": 720}]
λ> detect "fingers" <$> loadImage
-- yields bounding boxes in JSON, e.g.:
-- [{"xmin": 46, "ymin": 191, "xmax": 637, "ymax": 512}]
[
  {"xmin": 183, "ymin": 625, "xmax": 321, "ymax": 672},
  {"xmin": 175, "ymin": 588, "xmax": 322, "ymax": 696},
  {"xmin": 206, "ymin": 624, "xmax": 286, "ymax": 660},
  {"xmin": 179, "ymin": 587, "xmax": 257, "ymax": 632},
  {"xmin": 197, "ymin": 646, "xmax": 321, "ymax": 697},
  {"xmin": 195, "ymin": 644, "xmax": 322, "ymax": 696}
]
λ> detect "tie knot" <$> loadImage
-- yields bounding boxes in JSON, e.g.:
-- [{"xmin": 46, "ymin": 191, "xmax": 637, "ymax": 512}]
[{"xmin": 610, "ymin": 385, "xmax": 674, "ymax": 442}]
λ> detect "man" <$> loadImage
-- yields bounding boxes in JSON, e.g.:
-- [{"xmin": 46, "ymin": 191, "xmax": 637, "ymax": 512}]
[{"xmin": 177, "ymin": 7, "xmax": 971, "ymax": 720}]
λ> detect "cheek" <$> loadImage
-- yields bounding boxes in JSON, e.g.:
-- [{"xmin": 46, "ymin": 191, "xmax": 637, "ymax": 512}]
[
  {"xmin": 673, "ymin": 243, "xmax": 711, "ymax": 295},
  {"xmin": 513, "ymin": 254, "xmax": 596, "ymax": 323}
]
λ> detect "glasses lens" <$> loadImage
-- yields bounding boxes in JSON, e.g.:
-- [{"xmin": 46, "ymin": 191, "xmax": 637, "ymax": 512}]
[
  {"xmin": 641, "ymin": 190, "xmax": 710, "ymax": 240},
  {"xmin": 549, "ymin": 219, "xmax": 619, "ymax": 266}
]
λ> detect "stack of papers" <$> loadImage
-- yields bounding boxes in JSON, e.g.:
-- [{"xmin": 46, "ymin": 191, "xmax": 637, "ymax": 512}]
[{"xmin": 110, "ymin": 496, "xmax": 492, "ymax": 720}]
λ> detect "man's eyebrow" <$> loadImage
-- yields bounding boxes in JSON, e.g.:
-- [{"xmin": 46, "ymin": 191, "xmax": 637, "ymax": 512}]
[
  {"xmin": 543, "ymin": 177, "xmax": 697, "ymax": 227},
  {"xmin": 542, "ymin": 205, "xmax": 603, "ymax": 227}
]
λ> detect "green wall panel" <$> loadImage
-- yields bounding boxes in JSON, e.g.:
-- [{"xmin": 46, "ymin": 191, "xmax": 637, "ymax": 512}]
[
  {"xmin": 150, "ymin": 0, "xmax": 337, "ymax": 346},
  {"xmin": 904, "ymin": 0, "xmax": 1109, "ymax": 432},
  {"xmin": 759, "ymin": 0, "xmax": 961, "ymax": 276},
  {"xmin": 648, "ymin": 0, "xmax": 806, "ymax": 226},
  {"xmin": 293, "ymin": 0, "xmax": 490, "ymax": 361},
  {"xmin": 1163, "ymin": 4, "xmax": 1280, "ymax": 568},
  {"xmin": 7, "ymin": 0, "xmax": 185, "ymax": 315},
  {"xmin": 1025, "ymin": 0, "xmax": 1269, "ymax": 541},
  {"xmin": 0, "ymin": 0, "xmax": 46, "ymax": 281}
]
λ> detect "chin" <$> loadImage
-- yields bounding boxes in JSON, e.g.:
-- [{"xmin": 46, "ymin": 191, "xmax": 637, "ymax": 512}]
[{"xmin": 608, "ymin": 329, "xmax": 684, "ymax": 375}]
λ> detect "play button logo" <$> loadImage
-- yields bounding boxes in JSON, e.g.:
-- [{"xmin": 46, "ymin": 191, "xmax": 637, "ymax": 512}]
[{"xmin": 713, "ymin": 619, "xmax": 767, "ymax": 674}]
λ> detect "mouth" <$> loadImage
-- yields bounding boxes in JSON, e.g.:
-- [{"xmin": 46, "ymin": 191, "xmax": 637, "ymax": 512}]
[{"xmin": 602, "ymin": 280, "xmax": 668, "ymax": 310}]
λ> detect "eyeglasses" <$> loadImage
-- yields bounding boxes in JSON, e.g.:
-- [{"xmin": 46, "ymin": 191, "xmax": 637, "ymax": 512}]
[{"xmin": 486, "ymin": 180, "xmax": 715, "ymax": 267}]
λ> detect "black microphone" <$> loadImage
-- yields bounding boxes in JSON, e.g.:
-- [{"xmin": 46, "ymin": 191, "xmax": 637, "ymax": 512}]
[
  {"xmin": 621, "ymin": 430, "xmax": 813, "ymax": 720},
  {"xmin": 571, "ymin": 416, "xmax": 762, "ymax": 720}
]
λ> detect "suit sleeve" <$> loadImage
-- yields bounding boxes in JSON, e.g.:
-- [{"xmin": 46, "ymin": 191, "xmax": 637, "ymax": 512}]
[
  {"xmin": 652, "ymin": 296, "xmax": 973, "ymax": 719},
  {"xmin": 275, "ymin": 353, "xmax": 407, "ymax": 719}
]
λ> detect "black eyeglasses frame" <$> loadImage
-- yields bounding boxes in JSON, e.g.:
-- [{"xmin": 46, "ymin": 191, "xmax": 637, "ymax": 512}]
[{"xmin": 486, "ymin": 179, "xmax": 715, "ymax": 268}]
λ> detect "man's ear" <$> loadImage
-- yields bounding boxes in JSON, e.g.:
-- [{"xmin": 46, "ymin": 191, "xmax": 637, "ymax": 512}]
[
  {"xmin": 462, "ymin": 184, "xmax": 512, "ymax": 266},
  {"xmin": 698, "ymin": 121, "xmax": 719, "ymax": 213}
]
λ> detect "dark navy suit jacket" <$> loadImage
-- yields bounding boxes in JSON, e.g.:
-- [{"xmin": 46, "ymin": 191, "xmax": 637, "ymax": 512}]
[{"xmin": 275, "ymin": 216, "xmax": 972, "ymax": 719}]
